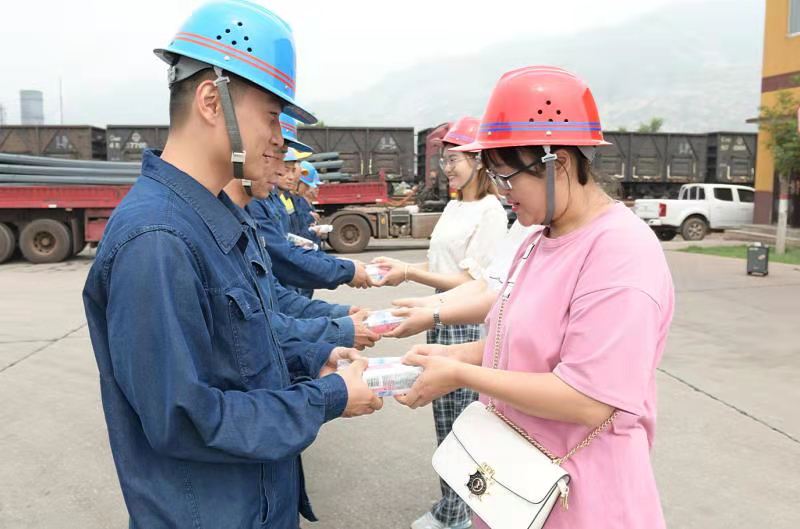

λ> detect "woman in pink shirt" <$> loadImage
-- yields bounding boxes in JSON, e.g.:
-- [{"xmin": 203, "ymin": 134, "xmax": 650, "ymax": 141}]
[{"xmin": 398, "ymin": 66, "xmax": 674, "ymax": 529}]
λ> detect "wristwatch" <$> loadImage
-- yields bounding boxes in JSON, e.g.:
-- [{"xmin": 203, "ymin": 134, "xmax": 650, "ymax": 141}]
[{"xmin": 432, "ymin": 306, "xmax": 443, "ymax": 328}]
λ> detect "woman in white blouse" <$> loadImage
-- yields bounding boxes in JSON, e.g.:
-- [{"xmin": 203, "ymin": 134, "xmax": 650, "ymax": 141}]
[{"xmin": 372, "ymin": 116, "xmax": 508, "ymax": 529}]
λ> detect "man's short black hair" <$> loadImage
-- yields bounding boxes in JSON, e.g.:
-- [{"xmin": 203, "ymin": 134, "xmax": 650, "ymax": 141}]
[{"xmin": 168, "ymin": 69, "xmax": 267, "ymax": 130}]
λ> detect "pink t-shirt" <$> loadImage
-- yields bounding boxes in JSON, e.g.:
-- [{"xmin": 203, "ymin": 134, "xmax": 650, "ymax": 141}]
[{"xmin": 475, "ymin": 203, "xmax": 674, "ymax": 529}]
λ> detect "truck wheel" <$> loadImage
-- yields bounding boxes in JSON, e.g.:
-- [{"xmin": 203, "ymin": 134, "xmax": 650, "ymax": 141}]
[
  {"xmin": 655, "ymin": 229, "xmax": 677, "ymax": 241},
  {"xmin": 19, "ymin": 219, "xmax": 73, "ymax": 264},
  {"xmin": 329, "ymin": 215, "xmax": 371, "ymax": 253},
  {"xmin": 0, "ymin": 223, "xmax": 16, "ymax": 264},
  {"xmin": 680, "ymin": 216, "xmax": 708, "ymax": 241}
]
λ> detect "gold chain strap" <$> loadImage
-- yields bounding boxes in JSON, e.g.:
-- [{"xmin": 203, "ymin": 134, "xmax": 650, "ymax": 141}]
[{"xmin": 487, "ymin": 241, "xmax": 618, "ymax": 466}]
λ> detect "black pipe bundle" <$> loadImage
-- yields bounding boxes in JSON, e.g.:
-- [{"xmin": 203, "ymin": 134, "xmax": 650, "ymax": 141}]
[
  {"xmin": 0, "ymin": 152, "xmax": 140, "ymax": 170},
  {"xmin": 0, "ymin": 175, "xmax": 138, "ymax": 185},
  {"xmin": 304, "ymin": 152, "xmax": 339, "ymax": 163},
  {"xmin": 318, "ymin": 172, "xmax": 354, "ymax": 182},
  {"xmin": 0, "ymin": 164, "xmax": 138, "ymax": 178},
  {"xmin": 307, "ymin": 152, "xmax": 355, "ymax": 182},
  {"xmin": 310, "ymin": 160, "xmax": 344, "ymax": 171},
  {"xmin": 0, "ymin": 153, "xmax": 139, "ymax": 186}
]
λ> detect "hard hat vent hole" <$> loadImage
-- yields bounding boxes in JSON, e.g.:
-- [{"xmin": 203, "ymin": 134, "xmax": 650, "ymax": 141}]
[
  {"xmin": 537, "ymin": 110, "xmax": 543, "ymax": 115},
  {"xmin": 548, "ymin": 119, "xmax": 554, "ymax": 122},
  {"xmin": 529, "ymin": 118, "xmax": 535, "ymax": 122},
  {"xmin": 546, "ymin": 100, "xmax": 552, "ymax": 105},
  {"xmin": 225, "ymin": 28, "xmax": 231, "ymax": 33},
  {"xmin": 564, "ymin": 119, "xmax": 570, "ymax": 122},
  {"xmin": 244, "ymin": 36, "xmax": 250, "ymax": 41},
  {"xmin": 232, "ymin": 40, "xmax": 237, "ymax": 45},
  {"xmin": 216, "ymin": 35, "xmax": 222, "ymax": 40},
  {"xmin": 247, "ymin": 47, "xmax": 253, "ymax": 53},
  {"xmin": 556, "ymin": 110, "xmax": 562, "ymax": 115},
  {"xmin": 237, "ymin": 22, "xmax": 243, "ymax": 26}
]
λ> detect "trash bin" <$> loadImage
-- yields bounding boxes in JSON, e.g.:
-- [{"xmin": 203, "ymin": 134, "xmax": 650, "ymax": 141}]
[{"xmin": 746, "ymin": 243, "xmax": 769, "ymax": 276}]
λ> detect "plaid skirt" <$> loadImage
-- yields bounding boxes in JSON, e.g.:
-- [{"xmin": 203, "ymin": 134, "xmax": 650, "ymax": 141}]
[{"xmin": 426, "ymin": 322, "xmax": 482, "ymax": 526}]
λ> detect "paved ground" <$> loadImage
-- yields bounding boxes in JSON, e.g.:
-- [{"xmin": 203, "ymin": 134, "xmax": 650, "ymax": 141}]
[{"xmin": 0, "ymin": 239, "xmax": 799, "ymax": 529}]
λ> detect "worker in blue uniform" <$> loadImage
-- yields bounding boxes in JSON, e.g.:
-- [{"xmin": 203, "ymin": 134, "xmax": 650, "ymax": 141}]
[
  {"xmin": 293, "ymin": 160, "xmax": 323, "ymax": 246},
  {"xmin": 82, "ymin": 3, "xmax": 381, "ymax": 528},
  {"xmin": 272, "ymin": 116, "xmax": 306, "ymax": 237},
  {"xmin": 281, "ymin": 146, "xmax": 316, "ymax": 239},
  {"xmin": 222, "ymin": 159, "xmax": 380, "ymax": 350},
  {"xmin": 250, "ymin": 118, "xmax": 371, "ymax": 294}
]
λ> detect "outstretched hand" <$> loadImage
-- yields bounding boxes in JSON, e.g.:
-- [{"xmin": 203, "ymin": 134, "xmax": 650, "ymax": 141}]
[
  {"xmin": 348, "ymin": 261, "xmax": 373, "ymax": 289},
  {"xmin": 382, "ymin": 307, "xmax": 434, "ymax": 338},
  {"xmin": 350, "ymin": 309, "xmax": 381, "ymax": 349},
  {"xmin": 370, "ymin": 257, "xmax": 408, "ymax": 287},
  {"xmin": 320, "ymin": 347, "xmax": 363, "ymax": 378},
  {"xmin": 394, "ymin": 345, "xmax": 463, "ymax": 409}
]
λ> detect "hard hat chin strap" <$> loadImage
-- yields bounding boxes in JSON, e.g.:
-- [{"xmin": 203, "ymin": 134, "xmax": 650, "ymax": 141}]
[
  {"xmin": 542, "ymin": 145, "xmax": 557, "ymax": 226},
  {"xmin": 241, "ymin": 179, "xmax": 253, "ymax": 197},
  {"xmin": 213, "ymin": 66, "xmax": 252, "ymax": 196}
]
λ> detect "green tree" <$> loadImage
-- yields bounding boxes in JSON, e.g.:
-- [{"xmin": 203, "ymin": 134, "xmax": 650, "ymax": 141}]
[
  {"xmin": 759, "ymin": 90, "xmax": 800, "ymax": 179},
  {"xmin": 636, "ymin": 117, "xmax": 664, "ymax": 133},
  {"xmin": 758, "ymin": 88, "xmax": 800, "ymax": 253}
]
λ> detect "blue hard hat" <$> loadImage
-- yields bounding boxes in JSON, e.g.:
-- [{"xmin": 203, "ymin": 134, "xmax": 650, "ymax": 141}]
[
  {"xmin": 280, "ymin": 114, "xmax": 313, "ymax": 152},
  {"xmin": 284, "ymin": 148, "xmax": 299, "ymax": 162},
  {"xmin": 154, "ymin": 0, "xmax": 316, "ymax": 124},
  {"xmin": 299, "ymin": 161, "xmax": 318, "ymax": 187}
]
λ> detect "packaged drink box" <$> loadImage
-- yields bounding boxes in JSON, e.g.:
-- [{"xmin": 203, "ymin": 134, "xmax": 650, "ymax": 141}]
[
  {"xmin": 337, "ymin": 357, "xmax": 421, "ymax": 397},
  {"xmin": 287, "ymin": 233, "xmax": 319, "ymax": 251},
  {"xmin": 365, "ymin": 309, "xmax": 406, "ymax": 334},
  {"xmin": 365, "ymin": 264, "xmax": 391, "ymax": 282}
]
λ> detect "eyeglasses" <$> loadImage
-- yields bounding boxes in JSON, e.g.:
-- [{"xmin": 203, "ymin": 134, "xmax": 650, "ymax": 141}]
[
  {"xmin": 438, "ymin": 154, "xmax": 472, "ymax": 172},
  {"xmin": 485, "ymin": 159, "xmax": 539, "ymax": 191}
]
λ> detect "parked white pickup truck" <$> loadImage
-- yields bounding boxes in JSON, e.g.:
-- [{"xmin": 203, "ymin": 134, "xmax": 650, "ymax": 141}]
[{"xmin": 633, "ymin": 183, "xmax": 755, "ymax": 241}]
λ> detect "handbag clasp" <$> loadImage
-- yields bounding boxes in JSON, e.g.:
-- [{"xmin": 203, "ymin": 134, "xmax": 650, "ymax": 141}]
[{"xmin": 466, "ymin": 463, "xmax": 495, "ymax": 499}]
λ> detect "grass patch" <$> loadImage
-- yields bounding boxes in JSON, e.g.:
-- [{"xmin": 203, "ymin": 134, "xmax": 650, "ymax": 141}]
[{"xmin": 680, "ymin": 245, "xmax": 800, "ymax": 265}]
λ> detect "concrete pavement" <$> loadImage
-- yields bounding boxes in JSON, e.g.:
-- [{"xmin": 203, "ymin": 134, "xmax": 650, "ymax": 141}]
[{"xmin": 0, "ymin": 243, "xmax": 798, "ymax": 529}]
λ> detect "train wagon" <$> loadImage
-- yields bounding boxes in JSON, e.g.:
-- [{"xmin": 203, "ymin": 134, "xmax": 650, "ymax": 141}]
[
  {"xmin": 594, "ymin": 131, "xmax": 756, "ymax": 199},
  {"xmin": 0, "ymin": 125, "xmax": 106, "ymax": 160},
  {"xmin": 106, "ymin": 126, "xmax": 169, "ymax": 162},
  {"xmin": 298, "ymin": 126, "xmax": 415, "ymax": 182}
]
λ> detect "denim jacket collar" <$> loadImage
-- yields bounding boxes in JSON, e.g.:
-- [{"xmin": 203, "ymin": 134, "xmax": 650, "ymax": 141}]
[{"xmin": 140, "ymin": 150, "xmax": 246, "ymax": 254}]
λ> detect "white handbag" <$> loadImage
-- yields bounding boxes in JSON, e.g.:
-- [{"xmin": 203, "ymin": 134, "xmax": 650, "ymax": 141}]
[{"xmin": 432, "ymin": 233, "xmax": 617, "ymax": 529}]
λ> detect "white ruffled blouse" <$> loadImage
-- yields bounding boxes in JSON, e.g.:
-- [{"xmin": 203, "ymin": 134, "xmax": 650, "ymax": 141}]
[{"xmin": 427, "ymin": 194, "xmax": 509, "ymax": 278}]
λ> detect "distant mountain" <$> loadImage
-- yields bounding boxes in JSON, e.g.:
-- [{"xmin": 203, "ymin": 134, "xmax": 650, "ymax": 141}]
[{"xmin": 307, "ymin": 0, "xmax": 763, "ymax": 133}]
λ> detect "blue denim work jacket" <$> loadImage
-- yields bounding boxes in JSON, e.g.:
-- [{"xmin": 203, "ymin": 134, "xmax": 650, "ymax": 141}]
[
  {"xmin": 247, "ymin": 197, "xmax": 354, "ymax": 291},
  {"xmin": 292, "ymin": 196, "xmax": 322, "ymax": 246},
  {"xmin": 235, "ymin": 204, "xmax": 355, "ymax": 348},
  {"xmin": 82, "ymin": 151, "xmax": 348, "ymax": 528}
]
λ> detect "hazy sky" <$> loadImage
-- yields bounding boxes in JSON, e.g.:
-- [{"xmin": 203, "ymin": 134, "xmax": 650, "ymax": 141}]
[{"xmin": 0, "ymin": 0, "xmax": 699, "ymax": 126}]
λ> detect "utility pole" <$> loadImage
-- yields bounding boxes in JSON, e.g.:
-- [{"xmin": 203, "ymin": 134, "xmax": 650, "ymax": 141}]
[
  {"xmin": 775, "ymin": 174, "xmax": 789, "ymax": 254},
  {"xmin": 59, "ymin": 77, "xmax": 64, "ymax": 125}
]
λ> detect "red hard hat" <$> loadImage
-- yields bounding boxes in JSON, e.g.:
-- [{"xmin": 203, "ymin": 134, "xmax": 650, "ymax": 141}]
[
  {"xmin": 455, "ymin": 66, "xmax": 609, "ymax": 152},
  {"xmin": 441, "ymin": 116, "xmax": 480, "ymax": 146}
]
